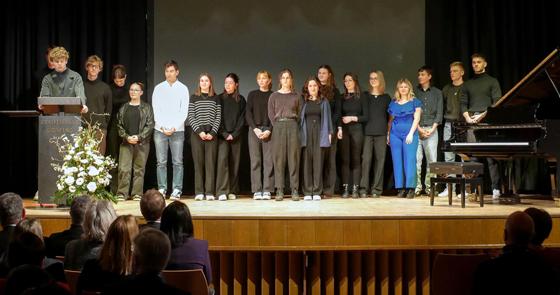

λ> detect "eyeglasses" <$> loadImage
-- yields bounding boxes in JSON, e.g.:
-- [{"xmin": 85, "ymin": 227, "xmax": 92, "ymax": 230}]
[
  {"xmin": 369, "ymin": 77, "xmax": 378, "ymax": 80},
  {"xmin": 130, "ymin": 89, "xmax": 142, "ymax": 92}
]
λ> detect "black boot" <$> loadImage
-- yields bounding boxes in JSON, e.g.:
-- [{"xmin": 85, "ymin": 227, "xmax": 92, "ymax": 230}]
[
  {"xmin": 352, "ymin": 185, "xmax": 359, "ymax": 198},
  {"xmin": 397, "ymin": 189, "xmax": 406, "ymax": 198},
  {"xmin": 341, "ymin": 184, "xmax": 349, "ymax": 198},
  {"xmin": 406, "ymin": 188, "xmax": 415, "ymax": 199},
  {"xmin": 275, "ymin": 189, "xmax": 284, "ymax": 201},
  {"xmin": 291, "ymin": 188, "xmax": 300, "ymax": 201}
]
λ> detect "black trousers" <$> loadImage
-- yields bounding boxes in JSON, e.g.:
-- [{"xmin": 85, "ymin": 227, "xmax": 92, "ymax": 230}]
[
  {"xmin": 323, "ymin": 135, "xmax": 338, "ymax": 195},
  {"xmin": 216, "ymin": 137, "xmax": 241, "ymax": 195},
  {"xmin": 302, "ymin": 119, "xmax": 327, "ymax": 195},
  {"xmin": 190, "ymin": 130, "xmax": 217, "ymax": 195},
  {"xmin": 340, "ymin": 123, "xmax": 364, "ymax": 186},
  {"xmin": 248, "ymin": 129, "xmax": 274, "ymax": 193},
  {"xmin": 360, "ymin": 135, "xmax": 387, "ymax": 194},
  {"xmin": 271, "ymin": 121, "xmax": 300, "ymax": 191}
]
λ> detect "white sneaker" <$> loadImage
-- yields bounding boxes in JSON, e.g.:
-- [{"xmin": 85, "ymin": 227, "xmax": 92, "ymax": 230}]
[
  {"xmin": 253, "ymin": 192, "xmax": 263, "ymax": 200},
  {"xmin": 158, "ymin": 188, "xmax": 166, "ymax": 196},
  {"xmin": 218, "ymin": 194, "xmax": 227, "ymax": 201},
  {"xmin": 262, "ymin": 192, "xmax": 271, "ymax": 200},
  {"xmin": 206, "ymin": 195, "xmax": 215, "ymax": 201},
  {"xmin": 303, "ymin": 195, "xmax": 312, "ymax": 201},
  {"xmin": 170, "ymin": 189, "xmax": 181, "ymax": 200},
  {"xmin": 228, "ymin": 193, "xmax": 237, "ymax": 200},
  {"xmin": 438, "ymin": 188, "xmax": 449, "ymax": 197},
  {"xmin": 313, "ymin": 195, "xmax": 321, "ymax": 201},
  {"xmin": 492, "ymin": 189, "xmax": 501, "ymax": 200},
  {"xmin": 194, "ymin": 194, "xmax": 204, "ymax": 201}
]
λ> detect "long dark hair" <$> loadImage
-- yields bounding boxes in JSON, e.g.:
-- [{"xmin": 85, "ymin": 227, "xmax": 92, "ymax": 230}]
[
  {"xmin": 302, "ymin": 76, "xmax": 323, "ymax": 101},
  {"xmin": 222, "ymin": 72, "xmax": 240, "ymax": 102},
  {"xmin": 318, "ymin": 65, "xmax": 336, "ymax": 101},
  {"xmin": 160, "ymin": 201, "xmax": 194, "ymax": 248},
  {"xmin": 194, "ymin": 73, "xmax": 215, "ymax": 96},
  {"xmin": 342, "ymin": 72, "xmax": 361, "ymax": 99}
]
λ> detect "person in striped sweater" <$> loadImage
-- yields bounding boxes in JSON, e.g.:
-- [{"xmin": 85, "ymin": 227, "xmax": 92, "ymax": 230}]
[{"xmin": 188, "ymin": 73, "xmax": 221, "ymax": 201}]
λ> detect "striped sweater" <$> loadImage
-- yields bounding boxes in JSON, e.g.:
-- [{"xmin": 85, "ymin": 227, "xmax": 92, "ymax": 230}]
[{"xmin": 188, "ymin": 93, "xmax": 221, "ymax": 136}]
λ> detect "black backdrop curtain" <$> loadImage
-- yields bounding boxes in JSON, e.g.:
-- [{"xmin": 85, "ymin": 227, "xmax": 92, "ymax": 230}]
[
  {"xmin": 1, "ymin": 0, "xmax": 148, "ymax": 197},
  {"xmin": 426, "ymin": 0, "xmax": 560, "ymax": 193}
]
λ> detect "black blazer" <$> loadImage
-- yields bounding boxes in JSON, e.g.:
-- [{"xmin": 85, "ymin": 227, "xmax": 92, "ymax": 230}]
[
  {"xmin": 45, "ymin": 224, "xmax": 83, "ymax": 258},
  {"xmin": 166, "ymin": 238, "xmax": 212, "ymax": 284}
]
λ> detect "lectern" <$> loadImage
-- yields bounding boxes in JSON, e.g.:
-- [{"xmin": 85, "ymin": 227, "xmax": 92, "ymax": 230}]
[{"xmin": 37, "ymin": 97, "xmax": 82, "ymax": 204}]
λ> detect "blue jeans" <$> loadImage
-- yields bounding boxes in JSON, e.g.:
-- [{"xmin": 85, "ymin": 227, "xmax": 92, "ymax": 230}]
[
  {"xmin": 154, "ymin": 130, "xmax": 184, "ymax": 192},
  {"xmin": 416, "ymin": 127, "xmax": 438, "ymax": 191}
]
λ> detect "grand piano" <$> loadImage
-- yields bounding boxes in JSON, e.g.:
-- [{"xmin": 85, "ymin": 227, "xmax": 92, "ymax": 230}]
[{"xmin": 445, "ymin": 48, "xmax": 560, "ymax": 198}]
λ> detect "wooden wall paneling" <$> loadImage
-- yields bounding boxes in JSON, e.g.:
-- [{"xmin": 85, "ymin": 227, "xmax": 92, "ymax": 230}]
[
  {"xmin": 220, "ymin": 252, "xmax": 233, "ymax": 295},
  {"xmin": 306, "ymin": 251, "xmax": 321, "ymax": 295},
  {"xmin": 234, "ymin": 252, "xmax": 247, "ymax": 294},
  {"xmin": 247, "ymin": 252, "xmax": 260, "ymax": 295},
  {"xmin": 406, "ymin": 250, "xmax": 417, "ymax": 295},
  {"xmin": 275, "ymin": 251, "xmax": 288, "ymax": 295},
  {"xmin": 322, "ymin": 251, "xmax": 335, "ymax": 295},
  {"xmin": 288, "ymin": 252, "xmax": 303, "ymax": 295},
  {"xmin": 261, "ymin": 252, "xmax": 274, "ymax": 295},
  {"xmin": 336, "ymin": 251, "xmax": 348, "ymax": 295},
  {"xmin": 419, "ymin": 250, "xmax": 430, "ymax": 295},
  {"xmin": 350, "ymin": 251, "xmax": 362, "ymax": 295},
  {"xmin": 364, "ymin": 251, "xmax": 376, "ymax": 295},
  {"xmin": 391, "ymin": 250, "xmax": 403, "ymax": 295},
  {"xmin": 378, "ymin": 250, "xmax": 389, "ymax": 295},
  {"xmin": 210, "ymin": 251, "xmax": 220, "ymax": 295}
]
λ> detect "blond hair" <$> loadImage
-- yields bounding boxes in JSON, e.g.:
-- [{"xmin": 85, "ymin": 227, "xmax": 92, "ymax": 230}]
[
  {"xmin": 48, "ymin": 47, "xmax": 69, "ymax": 62},
  {"xmin": 394, "ymin": 78, "xmax": 415, "ymax": 101},
  {"xmin": 256, "ymin": 70, "xmax": 272, "ymax": 91},
  {"xmin": 85, "ymin": 55, "xmax": 104, "ymax": 71},
  {"xmin": 369, "ymin": 70, "xmax": 386, "ymax": 94}
]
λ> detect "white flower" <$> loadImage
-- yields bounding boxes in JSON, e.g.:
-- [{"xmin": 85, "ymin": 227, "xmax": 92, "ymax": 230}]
[
  {"xmin": 88, "ymin": 166, "xmax": 99, "ymax": 176},
  {"xmin": 57, "ymin": 183, "xmax": 64, "ymax": 190},
  {"xmin": 95, "ymin": 159, "xmax": 104, "ymax": 166},
  {"xmin": 64, "ymin": 167, "xmax": 73, "ymax": 175},
  {"xmin": 69, "ymin": 148, "xmax": 75, "ymax": 155},
  {"xmin": 87, "ymin": 182, "xmax": 97, "ymax": 192},
  {"xmin": 69, "ymin": 186, "xmax": 76, "ymax": 193},
  {"xmin": 80, "ymin": 159, "xmax": 89, "ymax": 164},
  {"xmin": 64, "ymin": 155, "xmax": 72, "ymax": 161},
  {"xmin": 65, "ymin": 176, "xmax": 75, "ymax": 185},
  {"xmin": 72, "ymin": 167, "xmax": 79, "ymax": 173},
  {"xmin": 78, "ymin": 172, "xmax": 86, "ymax": 177},
  {"xmin": 76, "ymin": 178, "xmax": 84, "ymax": 185}
]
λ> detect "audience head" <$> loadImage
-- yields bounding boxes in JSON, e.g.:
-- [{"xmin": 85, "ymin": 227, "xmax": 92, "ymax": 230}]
[
  {"xmin": 99, "ymin": 215, "xmax": 139, "ymax": 275},
  {"xmin": 82, "ymin": 200, "xmax": 117, "ymax": 242},
  {"xmin": 6, "ymin": 265, "xmax": 55, "ymax": 295},
  {"xmin": 133, "ymin": 228, "xmax": 171, "ymax": 274},
  {"xmin": 15, "ymin": 218, "xmax": 43, "ymax": 241},
  {"xmin": 0, "ymin": 192, "xmax": 24, "ymax": 227},
  {"xmin": 70, "ymin": 195, "xmax": 91, "ymax": 225},
  {"xmin": 8, "ymin": 231, "xmax": 45, "ymax": 269},
  {"xmin": 524, "ymin": 207, "xmax": 552, "ymax": 247},
  {"xmin": 140, "ymin": 189, "xmax": 166, "ymax": 222},
  {"xmin": 504, "ymin": 211, "xmax": 535, "ymax": 247},
  {"xmin": 160, "ymin": 201, "xmax": 194, "ymax": 248}
]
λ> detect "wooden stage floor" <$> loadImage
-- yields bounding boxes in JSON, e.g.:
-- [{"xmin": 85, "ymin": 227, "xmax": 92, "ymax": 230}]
[{"xmin": 27, "ymin": 195, "xmax": 560, "ymax": 250}]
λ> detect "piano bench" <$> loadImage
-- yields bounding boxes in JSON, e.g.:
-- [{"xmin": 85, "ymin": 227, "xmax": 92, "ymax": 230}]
[{"xmin": 429, "ymin": 176, "xmax": 484, "ymax": 208}]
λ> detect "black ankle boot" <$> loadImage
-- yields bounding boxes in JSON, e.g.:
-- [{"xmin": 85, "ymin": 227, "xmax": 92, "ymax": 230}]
[
  {"xmin": 406, "ymin": 188, "xmax": 415, "ymax": 199},
  {"xmin": 397, "ymin": 189, "xmax": 406, "ymax": 198},
  {"xmin": 352, "ymin": 185, "xmax": 359, "ymax": 198},
  {"xmin": 342, "ymin": 184, "xmax": 349, "ymax": 198}
]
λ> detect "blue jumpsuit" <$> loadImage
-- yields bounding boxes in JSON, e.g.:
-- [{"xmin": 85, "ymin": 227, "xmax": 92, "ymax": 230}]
[{"xmin": 388, "ymin": 98, "xmax": 422, "ymax": 189}]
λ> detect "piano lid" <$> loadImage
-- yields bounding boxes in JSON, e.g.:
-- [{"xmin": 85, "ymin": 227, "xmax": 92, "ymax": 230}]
[{"xmin": 493, "ymin": 48, "xmax": 560, "ymax": 108}]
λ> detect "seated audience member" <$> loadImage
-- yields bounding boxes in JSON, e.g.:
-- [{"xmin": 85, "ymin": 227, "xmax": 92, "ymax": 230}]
[
  {"xmin": 13, "ymin": 219, "xmax": 64, "ymax": 281},
  {"xmin": 103, "ymin": 228, "xmax": 186, "ymax": 295},
  {"xmin": 6, "ymin": 264, "xmax": 69, "ymax": 295},
  {"xmin": 0, "ymin": 192, "xmax": 24, "ymax": 256},
  {"xmin": 139, "ymin": 189, "xmax": 166, "ymax": 230},
  {"xmin": 160, "ymin": 201, "xmax": 212, "ymax": 285},
  {"xmin": 45, "ymin": 195, "xmax": 90, "ymax": 257},
  {"xmin": 77, "ymin": 215, "xmax": 139, "ymax": 294},
  {"xmin": 64, "ymin": 200, "xmax": 117, "ymax": 270},
  {"xmin": 473, "ymin": 211, "xmax": 559, "ymax": 295},
  {"xmin": 524, "ymin": 207, "xmax": 560, "ymax": 269}
]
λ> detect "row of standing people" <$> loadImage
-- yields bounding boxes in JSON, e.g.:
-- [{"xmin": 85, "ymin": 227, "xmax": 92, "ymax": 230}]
[{"xmin": 39, "ymin": 47, "xmax": 502, "ymax": 202}]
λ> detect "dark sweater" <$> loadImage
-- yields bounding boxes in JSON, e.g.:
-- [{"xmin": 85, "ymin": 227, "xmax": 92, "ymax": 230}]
[
  {"xmin": 267, "ymin": 92, "xmax": 300, "ymax": 125},
  {"xmin": 219, "ymin": 93, "xmax": 246, "ymax": 139},
  {"xmin": 324, "ymin": 86, "xmax": 343, "ymax": 128},
  {"xmin": 110, "ymin": 83, "xmax": 129, "ymax": 118},
  {"xmin": 245, "ymin": 89, "xmax": 273, "ymax": 131},
  {"xmin": 84, "ymin": 78, "xmax": 112, "ymax": 128},
  {"xmin": 460, "ymin": 72, "xmax": 502, "ymax": 114},
  {"xmin": 442, "ymin": 83, "xmax": 463, "ymax": 121},
  {"xmin": 188, "ymin": 93, "xmax": 221, "ymax": 136},
  {"xmin": 340, "ymin": 93, "xmax": 369, "ymax": 127},
  {"xmin": 362, "ymin": 92, "xmax": 390, "ymax": 135}
]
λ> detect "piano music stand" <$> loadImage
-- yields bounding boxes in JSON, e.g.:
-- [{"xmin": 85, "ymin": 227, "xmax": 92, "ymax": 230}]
[
  {"xmin": 429, "ymin": 162, "xmax": 484, "ymax": 208},
  {"xmin": 37, "ymin": 97, "xmax": 82, "ymax": 205}
]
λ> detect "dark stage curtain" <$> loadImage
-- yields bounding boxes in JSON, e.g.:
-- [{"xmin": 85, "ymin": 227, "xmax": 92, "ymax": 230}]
[
  {"xmin": 426, "ymin": 0, "xmax": 560, "ymax": 193},
  {"xmin": 1, "ymin": 0, "xmax": 148, "ymax": 197}
]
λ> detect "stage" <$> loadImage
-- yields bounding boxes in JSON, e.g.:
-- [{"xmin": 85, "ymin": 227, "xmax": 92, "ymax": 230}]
[{"xmin": 27, "ymin": 194, "xmax": 560, "ymax": 250}]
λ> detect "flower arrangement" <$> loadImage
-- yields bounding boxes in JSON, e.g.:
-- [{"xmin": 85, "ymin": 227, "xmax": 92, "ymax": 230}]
[{"xmin": 50, "ymin": 120, "xmax": 116, "ymax": 204}]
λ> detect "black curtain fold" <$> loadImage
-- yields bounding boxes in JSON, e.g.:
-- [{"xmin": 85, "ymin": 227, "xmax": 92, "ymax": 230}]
[{"xmin": 1, "ymin": 0, "xmax": 148, "ymax": 197}]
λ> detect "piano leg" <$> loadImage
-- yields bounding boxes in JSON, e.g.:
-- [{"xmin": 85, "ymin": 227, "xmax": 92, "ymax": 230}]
[
  {"xmin": 447, "ymin": 183, "xmax": 453, "ymax": 205},
  {"xmin": 460, "ymin": 178, "xmax": 466, "ymax": 208}
]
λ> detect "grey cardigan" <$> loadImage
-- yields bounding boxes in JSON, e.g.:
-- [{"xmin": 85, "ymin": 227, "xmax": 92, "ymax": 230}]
[{"xmin": 39, "ymin": 69, "xmax": 87, "ymax": 105}]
